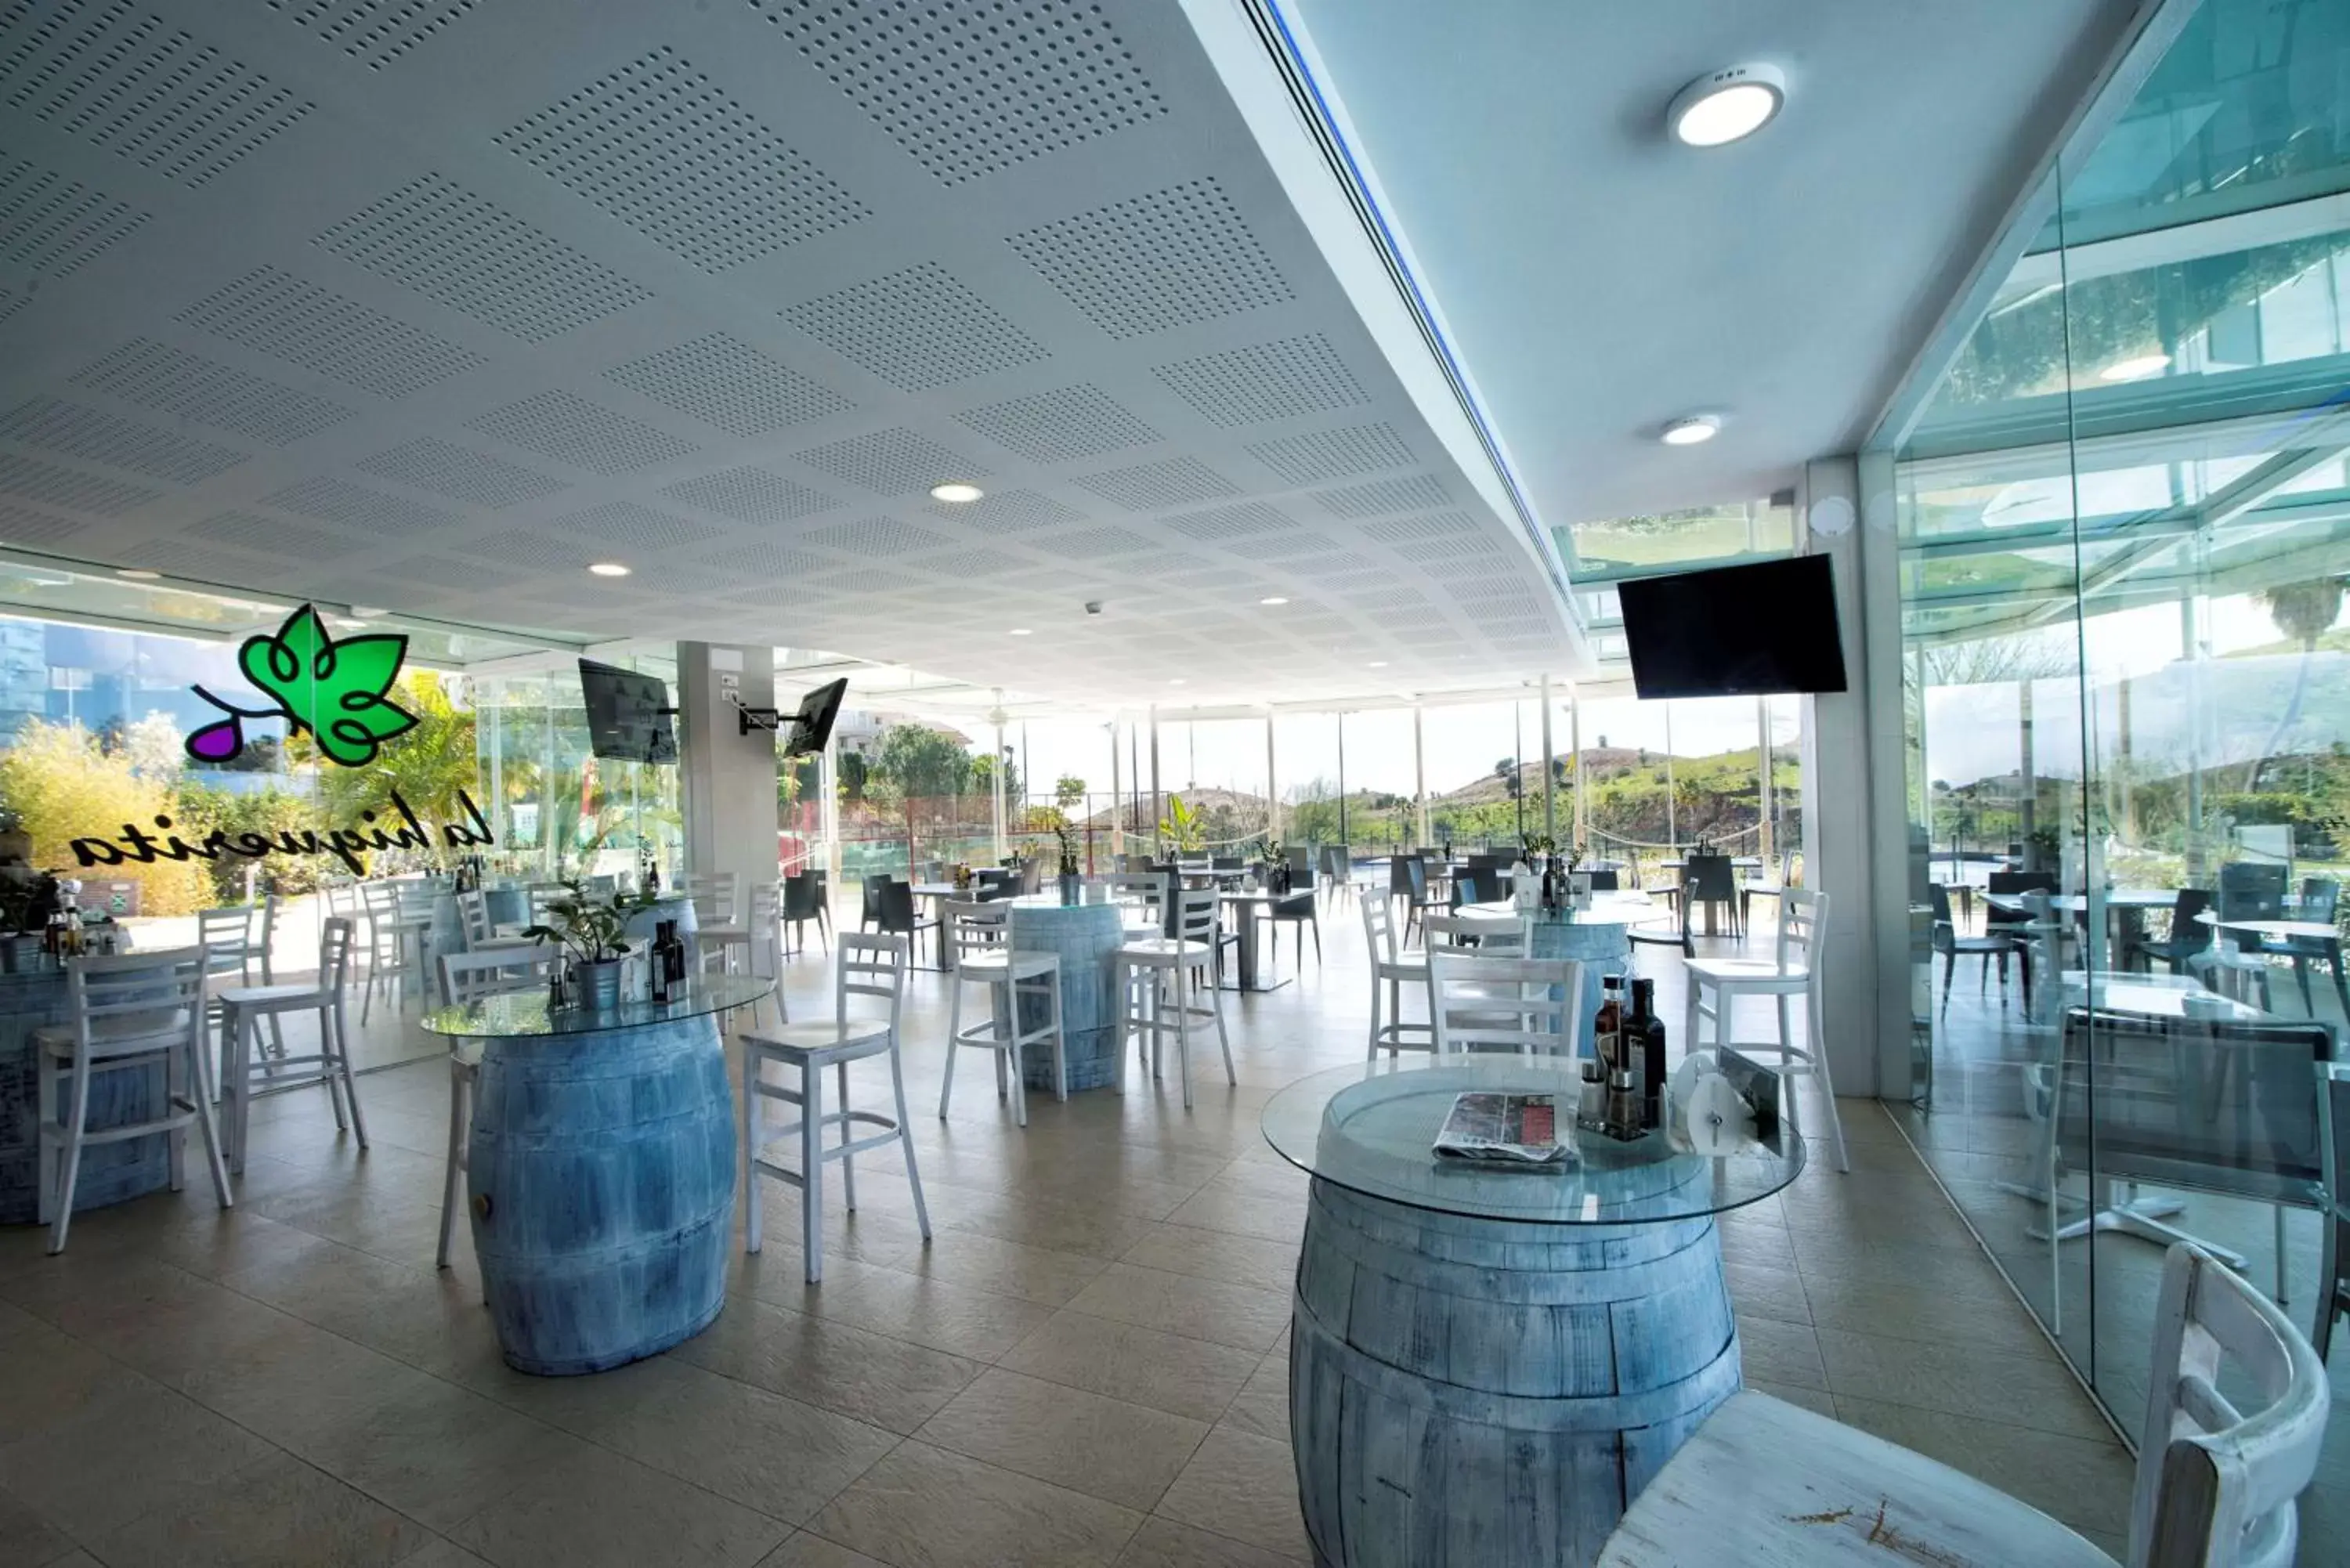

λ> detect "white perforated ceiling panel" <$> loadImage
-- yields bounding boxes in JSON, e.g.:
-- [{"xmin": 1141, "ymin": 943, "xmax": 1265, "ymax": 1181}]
[{"xmin": 0, "ymin": 0, "xmax": 1571, "ymax": 703}]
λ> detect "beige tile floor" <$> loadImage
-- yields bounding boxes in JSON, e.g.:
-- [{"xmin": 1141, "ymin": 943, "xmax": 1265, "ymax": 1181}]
[{"xmin": 0, "ymin": 894, "xmax": 2131, "ymax": 1567}]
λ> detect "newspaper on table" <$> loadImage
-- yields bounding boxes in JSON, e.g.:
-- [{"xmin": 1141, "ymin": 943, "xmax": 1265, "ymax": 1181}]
[{"xmin": 1431, "ymin": 1091, "xmax": 1576, "ymax": 1166}]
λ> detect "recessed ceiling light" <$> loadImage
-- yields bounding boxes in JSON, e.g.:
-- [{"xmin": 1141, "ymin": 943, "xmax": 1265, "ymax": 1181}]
[
  {"xmin": 1168, "ymin": 678, "xmax": 1186, "ymax": 686},
  {"xmin": 115, "ymin": 567, "xmax": 161, "ymax": 580},
  {"xmin": 1259, "ymin": 596, "xmax": 1289, "ymax": 606},
  {"xmin": 2099, "ymin": 353, "xmax": 2171, "ymax": 382},
  {"xmin": 1368, "ymin": 660, "xmax": 1389, "ymax": 668},
  {"xmin": 1659, "ymin": 414, "xmax": 1722, "ymax": 446},
  {"xmin": 1668, "ymin": 63, "xmax": 1786, "ymax": 147},
  {"xmin": 1009, "ymin": 627, "xmax": 1032, "ymax": 636},
  {"xmin": 350, "ymin": 605, "xmax": 388, "ymax": 618},
  {"xmin": 588, "ymin": 562, "xmax": 631, "ymax": 577},
  {"xmin": 929, "ymin": 481, "xmax": 984, "ymax": 504}
]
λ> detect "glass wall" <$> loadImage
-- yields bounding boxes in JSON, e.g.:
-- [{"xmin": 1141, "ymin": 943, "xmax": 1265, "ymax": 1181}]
[
  {"xmin": 1886, "ymin": 0, "xmax": 2349, "ymax": 1535},
  {"xmin": 473, "ymin": 656, "xmax": 680, "ymax": 887}
]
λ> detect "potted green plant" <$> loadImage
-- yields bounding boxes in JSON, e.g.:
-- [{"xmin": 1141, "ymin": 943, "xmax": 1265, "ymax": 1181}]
[
  {"xmin": 1049, "ymin": 816, "xmax": 1082, "ymax": 905},
  {"xmin": 525, "ymin": 879, "xmax": 656, "ymax": 1010},
  {"xmin": 1159, "ymin": 793, "xmax": 1206, "ymax": 857}
]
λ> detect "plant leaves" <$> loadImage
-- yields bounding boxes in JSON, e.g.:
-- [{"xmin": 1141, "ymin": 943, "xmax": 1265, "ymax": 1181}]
[
  {"xmin": 232, "ymin": 605, "xmax": 418, "ymax": 768},
  {"xmin": 328, "ymin": 635, "xmax": 405, "ymax": 703}
]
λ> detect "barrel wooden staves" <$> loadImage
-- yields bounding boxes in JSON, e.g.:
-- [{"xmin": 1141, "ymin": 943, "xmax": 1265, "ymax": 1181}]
[
  {"xmin": 467, "ymin": 1013, "xmax": 736, "ymax": 1375},
  {"xmin": 1290, "ymin": 1177, "xmax": 1741, "ymax": 1567}
]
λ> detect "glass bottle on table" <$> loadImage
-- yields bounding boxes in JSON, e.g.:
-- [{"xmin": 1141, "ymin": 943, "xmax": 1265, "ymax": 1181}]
[{"xmin": 1593, "ymin": 973, "xmax": 1625, "ymax": 1077}]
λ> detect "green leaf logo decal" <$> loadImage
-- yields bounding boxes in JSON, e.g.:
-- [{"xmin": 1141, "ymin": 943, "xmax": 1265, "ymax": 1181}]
[{"xmin": 185, "ymin": 604, "xmax": 418, "ymax": 768}]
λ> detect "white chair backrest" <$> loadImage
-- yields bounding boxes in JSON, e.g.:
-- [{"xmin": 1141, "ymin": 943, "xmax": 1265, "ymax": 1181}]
[
  {"xmin": 395, "ymin": 880, "xmax": 439, "ymax": 920},
  {"xmin": 317, "ymin": 916, "xmax": 357, "ymax": 995},
  {"xmin": 438, "ymin": 945, "xmax": 553, "ymax": 1006},
  {"xmin": 457, "ymin": 888, "xmax": 494, "ymax": 945},
  {"xmin": 944, "ymin": 899, "xmax": 1005, "ymax": 968},
  {"xmin": 1360, "ymin": 890, "xmax": 1403, "ymax": 964},
  {"xmin": 196, "ymin": 905, "xmax": 253, "ymax": 976},
  {"xmin": 2127, "ymin": 1243, "xmax": 2329, "ymax": 1568},
  {"xmin": 1426, "ymin": 948, "xmax": 1582, "ymax": 1057},
  {"xmin": 689, "ymin": 872, "xmax": 739, "ymax": 923},
  {"xmin": 360, "ymin": 880, "xmax": 399, "ymax": 924},
  {"xmin": 523, "ymin": 883, "xmax": 562, "ymax": 927},
  {"xmin": 583, "ymin": 874, "xmax": 618, "ymax": 900},
  {"xmin": 689, "ymin": 891, "xmax": 732, "ymax": 928},
  {"xmin": 837, "ymin": 932, "xmax": 907, "ymax": 1036},
  {"xmin": 749, "ymin": 883, "xmax": 780, "ymax": 923},
  {"xmin": 1779, "ymin": 887, "xmax": 1827, "ymax": 972},
  {"xmin": 324, "ymin": 879, "xmax": 358, "ymax": 920},
  {"xmin": 65, "ymin": 947, "xmax": 206, "ymax": 1057},
  {"xmin": 1172, "ymin": 887, "xmax": 1218, "ymax": 945},
  {"xmin": 1425, "ymin": 911, "xmax": 1529, "ymax": 958}
]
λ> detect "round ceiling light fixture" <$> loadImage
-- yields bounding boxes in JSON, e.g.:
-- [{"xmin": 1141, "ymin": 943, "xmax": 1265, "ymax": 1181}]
[
  {"xmin": 115, "ymin": 567, "xmax": 161, "ymax": 580},
  {"xmin": 588, "ymin": 562, "xmax": 632, "ymax": 577},
  {"xmin": 1367, "ymin": 659, "xmax": 1390, "ymax": 669},
  {"xmin": 1259, "ymin": 595, "xmax": 1289, "ymax": 606},
  {"xmin": 2099, "ymin": 352, "xmax": 2171, "ymax": 382},
  {"xmin": 1009, "ymin": 627, "xmax": 1032, "ymax": 636},
  {"xmin": 1668, "ymin": 63, "xmax": 1786, "ymax": 147},
  {"xmin": 1659, "ymin": 414, "xmax": 1722, "ymax": 446},
  {"xmin": 929, "ymin": 481, "xmax": 984, "ymax": 504}
]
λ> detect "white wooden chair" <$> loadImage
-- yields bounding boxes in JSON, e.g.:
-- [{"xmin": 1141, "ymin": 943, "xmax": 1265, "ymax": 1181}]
[
  {"xmin": 739, "ymin": 932, "xmax": 931, "ymax": 1284},
  {"xmin": 36, "ymin": 948, "xmax": 231, "ymax": 1253},
  {"xmin": 1361, "ymin": 892, "xmax": 1431, "ymax": 1058},
  {"xmin": 433, "ymin": 945, "xmax": 555, "ymax": 1273},
  {"xmin": 1112, "ymin": 887, "xmax": 1233, "ymax": 1109},
  {"xmin": 197, "ymin": 896, "xmax": 282, "ymax": 1053},
  {"xmin": 1599, "ymin": 1243, "xmax": 2330, "ymax": 1568},
  {"xmin": 215, "ymin": 916, "xmax": 365, "ymax": 1176},
  {"xmin": 1684, "ymin": 887, "xmax": 1846, "ymax": 1171},
  {"xmin": 939, "ymin": 899, "xmax": 1065, "ymax": 1126},
  {"xmin": 1426, "ymin": 948, "xmax": 1582, "ymax": 1057},
  {"xmin": 455, "ymin": 888, "xmax": 535, "ymax": 956}
]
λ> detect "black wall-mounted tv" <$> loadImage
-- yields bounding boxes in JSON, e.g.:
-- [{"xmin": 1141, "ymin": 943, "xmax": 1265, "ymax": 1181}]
[
  {"xmin": 782, "ymin": 677, "xmax": 848, "ymax": 759},
  {"xmin": 1616, "ymin": 555, "xmax": 1848, "ymax": 699},
  {"xmin": 580, "ymin": 659, "xmax": 677, "ymax": 764}
]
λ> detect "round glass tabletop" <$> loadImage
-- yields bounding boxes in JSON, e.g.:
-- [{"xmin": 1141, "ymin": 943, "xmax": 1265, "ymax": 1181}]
[
  {"xmin": 1261, "ymin": 1058, "xmax": 1804, "ymax": 1225},
  {"xmin": 421, "ymin": 971, "xmax": 772, "ymax": 1039}
]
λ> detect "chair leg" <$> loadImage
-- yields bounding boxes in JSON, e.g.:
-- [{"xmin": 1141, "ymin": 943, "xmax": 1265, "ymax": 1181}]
[
  {"xmin": 1805, "ymin": 989, "xmax": 1850, "ymax": 1173},
  {"xmin": 48, "ymin": 1055, "xmax": 96, "ymax": 1254},
  {"xmin": 889, "ymin": 1042, "xmax": 931, "ymax": 1243},
  {"xmin": 1006, "ymin": 983, "xmax": 1029, "ymax": 1129},
  {"xmin": 801, "ymin": 1060, "xmax": 824, "ymax": 1283},
  {"xmin": 1209, "ymin": 964, "xmax": 1235, "ymax": 1086},
  {"xmin": 1174, "ymin": 965, "xmax": 1194, "ymax": 1111},
  {"xmin": 939, "ymin": 974, "xmax": 964, "ymax": 1119},
  {"xmin": 742, "ymin": 1048, "xmax": 763, "ymax": 1255},
  {"xmin": 334, "ymin": 1002, "xmax": 367, "ymax": 1150},
  {"xmin": 1366, "ymin": 969, "xmax": 1383, "ymax": 1060},
  {"xmin": 185, "ymin": 1032, "xmax": 231, "ymax": 1214},
  {"xmin": 837, "ymin": 1060, "xmax": 857, "ymax": 1211},
  {"xmin": 438, "ymin": 1064, "xmax": 465, "ymax": 1270}
]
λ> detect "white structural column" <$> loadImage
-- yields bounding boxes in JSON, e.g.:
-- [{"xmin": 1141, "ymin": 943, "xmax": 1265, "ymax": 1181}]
[
  {"xmin": 1413, "ymin": 704, "xmax": 1430, "ymax": 847},
  {"xmin": 677, "ymin": 641, "xmax": 779, "ymax": 893},
  {"xmin": 990, "ymin": 693, "xmax": 1008, "ymax": 861},
  {"xmin": 1571, "ymin": 687, "xmax": 1589, "ymax": 851},
  {"xmin": 821, "ymin": 726, "xmax": 841, "ymax": 890},
  {"xmin": 1148, "ymin": 707, "xmax": 1162, "ymax": 853},
  {"xmin": 1108, "ymin": 719, "xmax": 1124, "ymax": 858},
  {"xmin": 1266, "ymin": 714, "xmax": 1279, "ymax": 842},
  {"xmin": 1539, "ymin": 674, "xmax": 1556, "ymax": 841},
  {"xmin": 1808, "ymin": 455, "xmax": 1910, "ymax": 1099}
]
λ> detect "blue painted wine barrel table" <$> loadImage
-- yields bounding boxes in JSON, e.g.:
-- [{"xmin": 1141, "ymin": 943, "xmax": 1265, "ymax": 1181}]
[
  {"xmin": 422, "ymin": 972, "xmax": 769, "ymax": 1376},
  {"xmin": 0, "ymin": 952, "xmax": 173, "ymax": 1226},
  {"xmin": 1452, "ymin": 895, "xmax": 1661, "ymax": 1057},
  {"xmin": 996, "ymin": 894, "xmax": 1133, "ymax": 1093},
  {"xmin": 1263, "ymin": 1059, "xmax": 1804, "ymax": 1567}
]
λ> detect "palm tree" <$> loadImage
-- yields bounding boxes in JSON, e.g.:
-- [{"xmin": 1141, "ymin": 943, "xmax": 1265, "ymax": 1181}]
[{"xmin": 2241, "ymin": 576, "xmax": 2346, "ymax": 791}]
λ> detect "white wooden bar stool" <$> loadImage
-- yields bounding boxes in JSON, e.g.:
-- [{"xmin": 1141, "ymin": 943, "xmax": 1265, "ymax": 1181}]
[
  {"xmin": 215, "ymin": 916, "xmax": 365, "ymax": 1176},
  {"xmin": 1599, "ymin": 1243, "xmax": 2329, "ymax": 1568},
  {"xmin": 1360, "ymin": 893, "xmax": 1431, "ymax": 1057},
  {"xmin": 37, "ymin": 947, "xmax": 230, "ymax": 1254},
  {"xmin": 1684, "ymin": 886, "xmax": 1846, "ymax": 1171},
  {"xmin": 939, "ymin": 899, "xmax": 1065, "ymax": 1126},
  {"xmin": 434, "ymin": 945, "xmax": 555, "ymax": 1273},
  {"xmin": 739, "ymin": 932, "xmax": 931, "ymax": 1283},
  {"xmin": 197, "ymin": 895, "xmax": 283, "ymax": 1055},
  {"xmin": 1426, "ymin": 948, "xmax": 1582, "ymax": 1057},
  {"xmin": 1112, "ymin": 887, "xmax": 1233, "ymax": 1109}
]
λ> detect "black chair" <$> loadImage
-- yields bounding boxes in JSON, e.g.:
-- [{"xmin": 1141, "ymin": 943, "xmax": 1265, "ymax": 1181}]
[
  {"xmin": 1269, "ymin": 888, "xmax": 1319, "ymax": 970},
  {"xmin": 780, "ymin": 871, "xmax": 829, "ymax": 956},
  {"xmin": 2053, "ymin": 1006, "xmax": 2334, "ymax": 1307},
  {"xmin": 1985, "ymin": 870, "xmax": 2056, "ymax": 999},
  {"xmin": 2265, "ymin": 878, "xmax": 2348, "ymax": 1020},
  {"xmin": 1211, "ymin": 854, "xmax": 1244, "ymax": 874},
  {"xmin": 1393, "ymin": 855, "xmax": 1438, "ymax": 942},
  {"xmin": 1285, "ymin": 845, "xmax": 1313, "ymax": 883},
  {"xmin": 1587, "ymin": 869, "xmax": 1620, "ymax": 893},
  {"xmin": 2317, "ymin": 1061, "xmax": 2350, "ymax": 1360},
  {"xmin": 2214, "ymin": 862, "xmax": 2290, "ymax": 1006},
  {"xmin": 873, "ymin": 880, "xmax": 940, "ymax": 967},
  {"xmin": 974, "ymin": 868, "xmax": 1017, "ymax": 901},
  {"xmin": 1452, "ymin": 867, "xmax": 1504, "ymax": 906},
  {"xmin": 1679, "ymin": 852, "xmax": 1740, "ymax": 938},
  {"xmin": 2134, "ymin": 888, "xmax": 2214, "ymax": 976},
  {"xmin": 1930, "ymin": 882, "xmax": 2011, "ymax": 1006},
  {"xmin": 859, "ymin": 873, "xmax": 891, "ymax": 932}
]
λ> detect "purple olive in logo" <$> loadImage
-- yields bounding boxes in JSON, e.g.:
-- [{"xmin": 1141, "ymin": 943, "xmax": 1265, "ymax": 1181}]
[{"xmin": 186, "ymin": 717, "xmax": 244, "ymax": 764}]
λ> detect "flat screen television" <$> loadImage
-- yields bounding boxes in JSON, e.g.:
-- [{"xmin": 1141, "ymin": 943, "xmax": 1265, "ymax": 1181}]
[
  {"xmin": 1616, "ymin": 555, "xmax": 1848, "ymax": 699},
  {"xmin": 782, "ymin": 677, "xmax": 848, "ymax": 759},
  {"xmin": 579, "ymin": 659, "xmax": 677, "ymax": 764}
]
